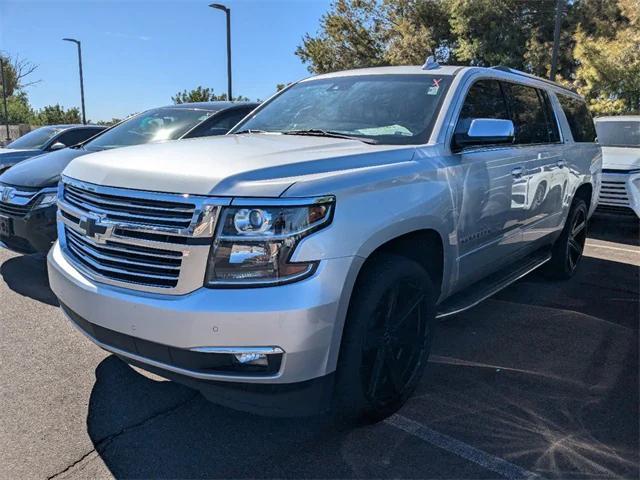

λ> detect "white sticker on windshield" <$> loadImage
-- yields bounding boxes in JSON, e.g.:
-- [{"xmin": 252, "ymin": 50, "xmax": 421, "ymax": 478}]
[{"xmin": 427, "ymin": 78, "xmax": 442, "ymax": 95}]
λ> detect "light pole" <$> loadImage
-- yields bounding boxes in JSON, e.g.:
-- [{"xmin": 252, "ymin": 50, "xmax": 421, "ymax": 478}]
[
  {"xmin": 0, "ymin": 58, "xmax": 10, "ymax": 143},
  {"xmin": 62, "ymin": 38, "xmax": 86, "ymax": 124},
  {"xmin": 209, "ymin": 3, "xmax": 232, "ymax": 101},
  {"xmin": 550, "ymin": 0, "xmax": 563, "ymax": 81}
]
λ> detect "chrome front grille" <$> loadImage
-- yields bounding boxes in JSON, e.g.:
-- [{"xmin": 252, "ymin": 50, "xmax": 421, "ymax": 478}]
[
  {"xmin": 58, "ymin": 177, "xmax": 229, "ymax": 294},
  {"xmin": 0, "ymin": 186, "xmax": 40, "ymax": 217},
  {"xmin": 598, "ymin": 173, "xmax": 630, "ymax": 208},
  {"xmin": 65, "ymin": 227, "xmax": 183, "ymax": 288},
  {"xmin": 63, "ymin": 182, "xmax": 196, "ymax": 229}
]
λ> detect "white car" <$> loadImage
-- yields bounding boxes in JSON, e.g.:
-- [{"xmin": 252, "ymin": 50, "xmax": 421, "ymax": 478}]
[{"xmin": 595, "ymin": 115, "xmax": 640, "ymax": 217}]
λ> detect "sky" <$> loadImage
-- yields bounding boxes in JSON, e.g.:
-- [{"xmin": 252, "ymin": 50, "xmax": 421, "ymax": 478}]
[{"xmin": 0, "ymin": 0, "xmax": 331, "ymax": 122}]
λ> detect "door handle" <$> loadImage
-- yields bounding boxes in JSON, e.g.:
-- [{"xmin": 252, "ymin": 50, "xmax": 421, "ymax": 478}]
[
  {"xmin": 557, "ymin": 160, "xmax": 566, "ymax": 168},
  {"xmin": 511, "ymin": 166, "xmax": 525, "ymax": 178}
]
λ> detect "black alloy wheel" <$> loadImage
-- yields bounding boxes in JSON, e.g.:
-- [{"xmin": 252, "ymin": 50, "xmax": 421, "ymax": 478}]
[
  {"xmin": 362, "ymin": 280, "xmax": 430, "ymax": 408},
  {"xmin": 333, "ymin": 254, "xmax": 436, "ymax": 424},
  {"xmin": 544, "ymin": 197, "xmax": 588, "ymax": 279},
  {"xmin": 566, "ymin": 203, "xmax": 587, "ymax": 273}
]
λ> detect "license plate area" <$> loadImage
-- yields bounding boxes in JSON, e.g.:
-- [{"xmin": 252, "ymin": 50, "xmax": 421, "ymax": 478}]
[{"xmin": 0, "ymin": 214, "xmax": 13, "ymax": 236}]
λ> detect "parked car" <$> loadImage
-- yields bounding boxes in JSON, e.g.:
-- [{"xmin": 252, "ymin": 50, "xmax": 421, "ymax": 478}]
[
  {"xmin": 0, "ymin": 101, "xmax": 258, "ymax": 254},
  {"xmin": 48, "ymin": 63, "xmax": 600, "ymax": 422},
  {"xmin": 594, "ymin": 115, "xmax": 640, "ymax": 217},
  {"xmin": 0, "ymin": 124, "xmax": 105, "ymax": 174}
]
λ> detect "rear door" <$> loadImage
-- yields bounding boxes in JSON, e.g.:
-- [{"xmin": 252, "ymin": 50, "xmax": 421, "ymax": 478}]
[{"xmin": 503, "ymin": 82, "xmax": 568, "ymax": 245}]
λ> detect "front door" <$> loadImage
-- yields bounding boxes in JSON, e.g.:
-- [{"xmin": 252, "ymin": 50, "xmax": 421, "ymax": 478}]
[{"xmin": 451, "ymin": 79, "xmax": 528, "ymax": 288}]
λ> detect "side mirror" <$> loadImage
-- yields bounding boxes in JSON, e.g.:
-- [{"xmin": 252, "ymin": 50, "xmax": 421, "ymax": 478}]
[
  {"xmin": 454, "ymin": 118, "xmax": 514, "ymax": 150},
  {"xmin": 49, "ymin": 142, "xmax": 67, "ymax": 151}
]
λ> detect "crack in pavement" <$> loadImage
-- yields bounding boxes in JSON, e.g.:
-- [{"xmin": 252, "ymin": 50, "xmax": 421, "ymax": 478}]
[{"xmin": 47, "ymin": 393, "xmax": 199, "ymax": 480}]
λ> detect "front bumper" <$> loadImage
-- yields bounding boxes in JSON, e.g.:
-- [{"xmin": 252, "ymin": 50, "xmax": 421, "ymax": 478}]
[
  {"xmin": 0, "ymin": 204, "xmax": 57, "ymax": 254},
  {"xmin": 48, "ymin": 242, "xmax": 361, "ymax": 408},
  {"xmin": 597, "ymin": 170, "xmax": 640, "ymax": 218}
]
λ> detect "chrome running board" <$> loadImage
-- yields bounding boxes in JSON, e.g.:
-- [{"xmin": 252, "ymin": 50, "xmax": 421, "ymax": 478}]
[{"xmin": 436, "ymin": 249, "xmax": 552, "ymax": 319}]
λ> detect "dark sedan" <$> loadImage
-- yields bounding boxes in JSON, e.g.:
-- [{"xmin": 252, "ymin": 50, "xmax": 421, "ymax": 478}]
[
  {"xmin": 0, "ymin": 101, "xmax": 258, "ymax": 254},
  {"xmin": 0, "ymin": 124, "xmax": 106, "ymax": 174}
]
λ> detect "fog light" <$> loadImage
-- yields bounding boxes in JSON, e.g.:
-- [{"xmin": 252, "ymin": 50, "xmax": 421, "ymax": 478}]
[{"xmin": 234, "ymin": 352, "xmax": 268, "ymax": 366}]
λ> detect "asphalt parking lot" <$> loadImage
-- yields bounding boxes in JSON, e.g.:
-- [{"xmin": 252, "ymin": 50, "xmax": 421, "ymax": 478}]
[{"xmin": 1, "ymin": 215, "xmax": 638, "ymax": 480}]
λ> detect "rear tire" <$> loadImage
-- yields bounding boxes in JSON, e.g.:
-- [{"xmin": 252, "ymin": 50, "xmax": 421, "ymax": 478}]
[
  {"xmin": 544, "ymin": 197, "xmax": 588, "ymax": 279},
  {"xmin": 332, "ymin": 254, "xmax": 436, "ymax": 425}
]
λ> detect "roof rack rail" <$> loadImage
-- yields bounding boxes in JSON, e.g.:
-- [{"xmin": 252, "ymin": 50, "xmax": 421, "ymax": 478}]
[{"xmin": 491, "ymin": 65, "xmax": 577, "ymax": 94}]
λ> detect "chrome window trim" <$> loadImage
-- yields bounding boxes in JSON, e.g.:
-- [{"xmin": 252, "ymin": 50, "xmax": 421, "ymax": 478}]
[{"xmin": 190, "ymin": 346, "xmax": 284, "ymax": 355}]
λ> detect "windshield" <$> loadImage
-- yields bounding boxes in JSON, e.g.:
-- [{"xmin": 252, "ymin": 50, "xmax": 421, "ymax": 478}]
[
  {"xmin": 235, "ymin": 74, "xmax": 453, "ymax": 145},
  {"xmin": 84, "ymin": 107, "xmax": 213, "ymax": 151},
  {"xmin": 596, "ymin": 120, "xmax": 640, "ymax": 148},
  {"xmin": 6, "ymin": 126, "xmax": 63, "ymax": 150}
]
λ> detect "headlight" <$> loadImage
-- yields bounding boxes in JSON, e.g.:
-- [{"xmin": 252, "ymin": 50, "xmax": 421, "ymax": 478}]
[
  {"xmin": 36, "ymin": 191, "xmax": 58, "ymax": 207},
  {"xmin": 204, "ymin": 196, "xmax": 335, "ymax": 287}
]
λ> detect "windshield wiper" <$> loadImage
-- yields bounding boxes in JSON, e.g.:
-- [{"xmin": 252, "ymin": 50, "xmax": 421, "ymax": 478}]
[
  {"xmin": 282, "ymin": 129, "xmax": 378, "ymax": 144},
  {"xmin": 233, "ymin": 129, "xmax": 270, "ymax": 135}
]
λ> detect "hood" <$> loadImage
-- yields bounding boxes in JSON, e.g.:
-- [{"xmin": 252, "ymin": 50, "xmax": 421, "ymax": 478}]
[
  {"xmin": 0, "ymin": 147, "xmax": 87, "ymax": 188},
  {"xmin": 63, "ymin": 134, "xmax": 415, "ymax": 197},
  {"xmin": 601, "ymin": 146, "xmax": 640, "ymax": 171},
  {"xmin": 0, "ymin": 148, "xmax": 42, "ymax": 166}
]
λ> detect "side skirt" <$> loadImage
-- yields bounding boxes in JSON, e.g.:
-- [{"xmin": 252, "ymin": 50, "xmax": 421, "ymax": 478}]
[{"xmin": 436, "ymin": 248, "xmax": 552, "ymax": 319}]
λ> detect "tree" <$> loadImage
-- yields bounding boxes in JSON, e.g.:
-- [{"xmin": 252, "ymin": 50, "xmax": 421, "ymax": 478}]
[
  {"xmin": 0, "ymin": 53, "xmax": 39, "ymax": 97},
  {"xmin": 96, "ymin": 117, "xmax": 123, "ymax": 126},
  {"xmin": 172, "ymin": 86, "xmax": 249, "ymax": 104},
  {"xmin": 5, "ymin": 91, "xmax": 34, "ymax": 124},
  {"xmin": 295, "ymin": 0, "xmax": 387, "ymax": 74},
  {"xmin": 296, "ymin": 0, "xmax": 638, "ymax": 114},
  {"xmin": 382, "ymin": 0, "xmax": 453, "ymax": 65},
  {"xmin": 33, "ymin": 104, "xmax": 81, "ymax": 125},
  {"xmin": 572, "ymin": 0, "xmax": 640, "ymax": 114}
]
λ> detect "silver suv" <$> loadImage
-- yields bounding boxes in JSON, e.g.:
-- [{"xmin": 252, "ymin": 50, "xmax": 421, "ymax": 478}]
[{"xmin": 48, "ymin": 63, "xmax": 601, "ymax": 422}]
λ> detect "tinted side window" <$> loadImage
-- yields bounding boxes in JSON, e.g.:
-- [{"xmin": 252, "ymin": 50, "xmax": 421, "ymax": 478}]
[
  {"xmin": 187, "ymin": 108, "xmax": 252, "ymax": 138},
  {"xmin": 557, "ymin": 95, "xmax": 597, "ymax": 142},
  {"xmin": 453, "ymin": 79, "xmax": 509, "ymax": 150},
  {"xmin": 455, "ymin": 80, "xmax": 510, "ymax": 134},
  {"xmin": 54, "ymin": 128, "xmax": 102, "ymax": 148},
  {"xmin": 505, "ymin": 83, "xmax": 549, "ymax": 145}
]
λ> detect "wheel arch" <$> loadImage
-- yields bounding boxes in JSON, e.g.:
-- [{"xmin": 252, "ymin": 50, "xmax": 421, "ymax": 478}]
[
  {"xmin": 326, "ymin": 224, "xmax": 449, "ymax": 375},
  {"xmin": 574, "ymin": 182, "xmax": 593, "ymax": 212}
]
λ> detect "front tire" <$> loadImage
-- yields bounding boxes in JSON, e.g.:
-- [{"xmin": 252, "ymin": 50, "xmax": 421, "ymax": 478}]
[
  {"xmin": 332, "ymin": 254, "xmax": 436, "ymax": 425},
  {"xmin": 544, "ymin": 197, "xmax": 588, "ymax": 279}
]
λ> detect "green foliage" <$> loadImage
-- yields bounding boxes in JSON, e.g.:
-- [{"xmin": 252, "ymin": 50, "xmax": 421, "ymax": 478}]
[
  {"xmin": 96, "ymin": 118, "xmax": 123, "ymax": 126},
  {"xmin": 5, "ymin": 91, "xmax": 34, "ymax": 124},
  {"xmin": 296, "ymin": 0, "xmax": 639, "ymax": 114},
  {"xmin": 172, "ymin": 86, "xmax": 249, "ymax": 103},
  {"xmin": 33, "ymin": 104, "xmax": 81, "ymax": 125},
  {"xmin": 0, "ymin": 53, "xmax": 39, "ymax": 124},
  {"xmin": 295, "ymin": 0, "xmax": 387, "ymax": 73},
  {"xmin": 573, "ymin": 0, "xmax": 640, "ymax": 114},
  {"xmin": 0, "ymin": 54, "xmax": 39, "ymax": 97}
]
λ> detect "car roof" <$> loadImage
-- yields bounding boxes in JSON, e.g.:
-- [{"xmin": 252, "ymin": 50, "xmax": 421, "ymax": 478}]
[
  {"xmin": 306, "ymin": 64, "xmax": 578, "ymax": 97},
  {"xmin": 160, "ymin": 101, "xmax": 259, "ymax": 112},
  {"xmin": 309, "ymin": 65, "xmax": 464, "ymax": 80},
  {"xmin": 595, "ymin": 115, "xmax": 640, "ymax": 122},
  {"xmin": 38, "ymin": 124, "xmax": 104, "ymax": 130}
]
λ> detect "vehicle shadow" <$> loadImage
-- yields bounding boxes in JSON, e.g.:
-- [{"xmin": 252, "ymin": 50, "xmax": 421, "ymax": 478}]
[
  {"xmin": 588, "ymin": 213, "xmax": 639, "ymax": 246},
  {"xmin": 86, "ymin": 356, "xmax": 342, "ymax": 479},
  {"xmin": 0, "ymin": 253, "xmax": 58, "ymax": 306}
]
